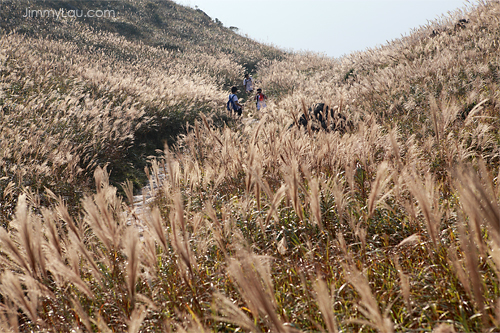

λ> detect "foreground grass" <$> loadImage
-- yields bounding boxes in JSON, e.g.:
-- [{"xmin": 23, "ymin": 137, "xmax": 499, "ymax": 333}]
[{"xmin": 2, "ymin": 0, "xmax": 500, "ymax": 332}]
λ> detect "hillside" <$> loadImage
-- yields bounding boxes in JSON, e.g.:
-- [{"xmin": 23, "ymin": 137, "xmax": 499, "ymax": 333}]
[
  {"xmin": 2, "ymin": 0, "xmax": 500, "ymax": 332},
  {"xmin": 0, "ymin": 0, "xmax": 285, "ymax": 222},
  {"xmin": 0, "ymin": 0, "xmax": 283, "ymax": 75}
]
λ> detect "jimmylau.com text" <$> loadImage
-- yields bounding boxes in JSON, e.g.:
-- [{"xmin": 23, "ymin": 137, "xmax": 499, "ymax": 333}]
[{"xmin": 23, "ymin": 8, "xmax": 116, "ymax": 19}]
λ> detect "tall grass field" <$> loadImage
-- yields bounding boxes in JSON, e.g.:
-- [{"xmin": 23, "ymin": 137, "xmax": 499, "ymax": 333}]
[{"xmin": 1, "ymin": 0, "xmax": 500, "ymax": 332}]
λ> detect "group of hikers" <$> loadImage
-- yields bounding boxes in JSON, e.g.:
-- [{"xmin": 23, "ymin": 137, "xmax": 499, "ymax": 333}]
[{"xmin": 227, "ymin": 73, "xmax": 267, "ymax": 116}]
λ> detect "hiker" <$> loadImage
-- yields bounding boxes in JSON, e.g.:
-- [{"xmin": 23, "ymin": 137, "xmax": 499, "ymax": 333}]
[
  {"xmin": 227, "ymin": 86, "xmax": 243, "ymax": 116},
  {"xmin": 255, "ymin": 88, "xmax": 267, "ymax": 111},
  {"xmin": 243, "ymin": 74, "xmax": 254, "ymax": 93}
]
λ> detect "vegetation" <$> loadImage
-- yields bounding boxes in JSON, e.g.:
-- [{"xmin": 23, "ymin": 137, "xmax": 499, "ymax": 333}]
[
  {"xmin": 0, "ymin": 0, "xmax": 285, "ymax": 222},
  {"xmin": 1, "ymin": 0, "xmax": 500, "ymax": 332}
]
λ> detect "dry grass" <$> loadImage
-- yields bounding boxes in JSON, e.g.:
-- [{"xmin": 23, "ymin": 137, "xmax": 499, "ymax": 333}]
[{"xmin": 2, "ymin": 0, "xmax": 500, "ymax": 332}]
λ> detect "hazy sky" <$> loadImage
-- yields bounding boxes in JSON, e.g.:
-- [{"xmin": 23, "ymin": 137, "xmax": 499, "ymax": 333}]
[{"xmin": 174, "ymin": 0, "xmax": 471, "ymax": 58}]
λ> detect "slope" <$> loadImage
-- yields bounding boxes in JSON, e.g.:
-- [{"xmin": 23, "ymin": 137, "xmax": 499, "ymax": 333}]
[
  {"xmin": 4, "ymin": 1, "xmax": 500, "ymax": 332},
  {"xmin": 0, "ymin": 0, "xmax": 285, "ymax": 223}
]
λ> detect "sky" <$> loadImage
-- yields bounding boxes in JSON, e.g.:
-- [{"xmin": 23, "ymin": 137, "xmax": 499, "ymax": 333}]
[{"xmin": 174, "ymin": 0, "xmax": 471, "ymax": 58}]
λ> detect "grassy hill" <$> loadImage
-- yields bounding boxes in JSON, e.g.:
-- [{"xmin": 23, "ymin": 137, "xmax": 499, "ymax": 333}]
[
  {"xmin": 1, "ymin": 0, "xmax": 282, "ymax": 74},
  {"xmin": 2, "ymin": 0, "xmax": 500, "ymax": 332},
  {"xmin": 0, "ymin": 0, "xmax": 285, "ymax": 222}
]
